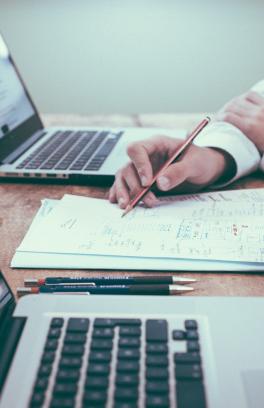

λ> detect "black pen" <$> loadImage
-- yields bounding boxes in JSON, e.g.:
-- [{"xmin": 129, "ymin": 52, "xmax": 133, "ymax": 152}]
[
  {"xmin": 24, "ymin": 275, "xmax": 196, "ymax": 287},
  {"xmin": 17, "ymin": 284, "xmax": 194, "ymax": 296}
]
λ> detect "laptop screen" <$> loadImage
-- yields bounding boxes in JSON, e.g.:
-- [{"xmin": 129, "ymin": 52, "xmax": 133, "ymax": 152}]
[
  {"xmin": 0, "ymin": 36, "xmax": 35, "ymax": 140},
  {"xmin": 0, "ymin": 34, "xmax": 43, "ymax": 162}
]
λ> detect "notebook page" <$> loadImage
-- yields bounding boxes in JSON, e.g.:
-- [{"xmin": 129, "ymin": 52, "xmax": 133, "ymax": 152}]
[{"xmin": 17, "ymin": 191, "xmax": 264, "ymax": 263}]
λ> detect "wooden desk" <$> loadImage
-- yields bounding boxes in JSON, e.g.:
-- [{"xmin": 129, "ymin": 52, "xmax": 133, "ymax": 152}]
[{"xmin": 1, "ymin": 113, "xmax": 264, "ymax": 298}]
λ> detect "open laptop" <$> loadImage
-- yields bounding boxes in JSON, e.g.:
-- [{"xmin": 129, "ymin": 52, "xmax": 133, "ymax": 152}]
[
  {"xmin": 1, "ymin": 271, "xmax": 263, "ymax": 407},
  {"xmin": 0, "ymin": 33, "xmax": 185, "ymax": 184}
]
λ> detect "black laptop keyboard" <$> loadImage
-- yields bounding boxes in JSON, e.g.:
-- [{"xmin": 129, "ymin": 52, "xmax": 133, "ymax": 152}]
[
  {"xmin": 16, "ymin": 130, "xmax": 122, "ymax": 172},
  {"xmin": 29, "ymin": 317, "xmax": 207, "ymax": 408}
]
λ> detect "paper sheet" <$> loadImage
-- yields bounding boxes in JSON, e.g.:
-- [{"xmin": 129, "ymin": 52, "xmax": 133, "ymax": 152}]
[{"xmin": 13, "ymin": 189, "xmax": 264, "ymax": 269}]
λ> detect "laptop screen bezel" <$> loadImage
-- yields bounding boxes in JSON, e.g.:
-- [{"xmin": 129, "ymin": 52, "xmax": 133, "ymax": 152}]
[{"xmin": 0, "ymin": 36, "xmax": 44, "ymax": 163}]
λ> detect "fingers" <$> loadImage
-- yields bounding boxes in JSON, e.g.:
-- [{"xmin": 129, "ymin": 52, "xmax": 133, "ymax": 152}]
[
  {"xmin": 217, "ymin": 111, "xmax": 245, "ymax": 129},
  {"xmin": 126, "ymin": 140, "xmax": 157, "ymax": 187},
  {"xmin": 109, "ymin": 163, "xmax": 159, "ymax": 208},
  {"xmin": 126, "ymin": 136, "xmax": 175, "ymax": 187},
  {"xmin": 245, "ymin": 91, "xmax": 264, "ymax": 105}
]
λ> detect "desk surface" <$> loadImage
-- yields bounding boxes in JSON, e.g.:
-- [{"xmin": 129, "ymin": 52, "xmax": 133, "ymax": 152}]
[{"xmin": 1, "ymin": 113, "xmax": 264, "ymax": 298}]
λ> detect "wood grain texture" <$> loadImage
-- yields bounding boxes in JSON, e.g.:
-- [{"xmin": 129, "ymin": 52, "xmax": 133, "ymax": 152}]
[{"xmin": 1, "ymin": 113, "xmax": 264, "ymax": 299}]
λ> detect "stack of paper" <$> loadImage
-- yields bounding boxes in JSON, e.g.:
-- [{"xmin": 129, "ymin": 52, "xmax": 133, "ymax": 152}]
[{"xmin": 11, "ymin": 189, "xmax": 264, "ymax": 271}]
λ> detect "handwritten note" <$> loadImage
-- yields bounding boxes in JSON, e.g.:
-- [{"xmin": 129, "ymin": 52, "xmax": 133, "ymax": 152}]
[{"xmin": 17, "ymin": 189, "xmax": 264, "ymax": 264}]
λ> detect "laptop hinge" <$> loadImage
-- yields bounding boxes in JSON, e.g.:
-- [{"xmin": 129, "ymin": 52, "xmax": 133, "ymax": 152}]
[
  {"xmin": 0, "ymin": 315, "xmax": 27, "ymax": 393},
  {"xmin": 2, "ymin": 130, "xmax": 46, "ymax": 165}
]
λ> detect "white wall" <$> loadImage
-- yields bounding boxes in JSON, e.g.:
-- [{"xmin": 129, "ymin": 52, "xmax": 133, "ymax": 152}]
[{"xmin": 0, "ymin": 0, "xmax": 263, "ymax": 114}]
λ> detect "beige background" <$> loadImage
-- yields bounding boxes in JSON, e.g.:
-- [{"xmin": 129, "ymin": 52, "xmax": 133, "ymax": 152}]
[{"xmin": 0, "ymin": 0, "xmax": 264, "ymax": 114}]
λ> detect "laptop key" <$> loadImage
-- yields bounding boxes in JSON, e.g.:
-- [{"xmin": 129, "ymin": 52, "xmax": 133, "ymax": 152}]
[
  {"xmin": 56, "ymin": 369, "xmax": 80, "ymax": 382},
  {"xmin": 119, "ymin": 326, "xmax": 141, "ymax": 337},
  {"xmin": 45, "ymin": 339, "xmax": 59, "ymax": 351},
  {"xmin": 146, "ymin": 381, "xmax": 169, "ymax": 394},
  {"xmin": 50, "ymin": 397, "xmax": 75, "ymax": 408},
  {"xmin": 34, "ymin": 377, "xmax": 49, "ymax": 391},
  {"xmin": 66, "ymin": 317, "xmax": 89, "ymax": 333},
  {"xmin": 87, "ymin": 363, "xmax": 110, "ymax": 376},
  {"xmin": 114, "ymin": 403, "xmax": 138, "ymax": 408},
  {"xmin": 53, "ymin": 382, "xmax": 78, "ymax": 396},
  {"xmin": 187, "ymin": 341, "xmax": 200, "ymax": 352},
  {"xmin": 91, "ymin": 339, "xmax": 113, "ymax": 350},
  {"xmin": 117, "ymin": 361, "xmax": 140, "ymax": 373},
  {"xmin": 89, "ymin": 351, "xmax": 112, "ymax": 362},
  {"xmin": 175, "ymin": 364, "xmax": 203, "ymax": 380},
  {"xmin": 146, "ymin": 343, "xmax": 168, "ymax": 354},
  {"xmin": 172, "ymin": 330, "xmax": 186, "ymax": 340},
  {"xmin": 146, "ymin": 368, "xmax": 168, "ymax": 380},
  {"xmin": 186, "ymin": 330, "xmax": 199, "ymax": 340},
  {"xmin": 114, "ymin": 319, "xmax": 141, "ymax": 326},
  {"xmin": 93, "ymin": 327, "xmax": 114, "ymax": 338},
  {"xmin": 174, "ymin": 352, "xmax": 201, "ymax": 364},
  {"xmin": 146, "ymin": 394, "xmax": 170, "ymax": 407},
  {"xmin": 41, "ymin": 351, "xmax": 56, "ymax": 364},
  {"xmin": 61, "ymin": 344, "xmax": 85, "ymax": 355},
  {"xmin": 118, "ymin": 349, "xmax": 140, "ymax": 360},
  {"xmin": 146, "ymin": 320, "xmax": 168, "ymax": 342},
  {"xmin": 48, "ymin": 328, "xmax": 61, "ymax": 339},
  {"xmin": 114, "ymin": 386, "xmax": 138, "ymax": 401},
  {"xmin": 59, "ymin": 356, "xmax": 82, "ymax": 368},
  {"xmin": 51, "ymin": 318, "xmax": 64, "ymax": 328},
  {"xmin": 85, "ymin": 375, "xmax": 109, "ymax": 389},
  {"xmin": 115, "ymin": 374, "xmax": 139, "ymax": 387},
  {"xmin": 185, "ymin": 320, "xmax": 198, "ymax": 330},
  {"xmin": 119, "ymin": 337, "xmax": 140, "ymax": 348},
  {"xmin": 83, "ymin": 390, "xmax": 107, "ymax": 405},
  {"xmin": 94, "ymin": 318, "xmax": 115, "ymax": 327},
  {"xmin": 176, "ymin": 381, "xmax": 206, "ymax": 408},
  {"xmin": 38, "ymin": 364, "xmax": 52, "ymax": 377},
  {"xmin": 64, "ymin": 333, "xmax": 87, "ymax": 344},
  {"xmin": 30, "ymin": 391, "xmax": 45, "ymax": 407},
  {"xmin": 146, "ymin": 355, "xmax": 168, "ymax": 367}
]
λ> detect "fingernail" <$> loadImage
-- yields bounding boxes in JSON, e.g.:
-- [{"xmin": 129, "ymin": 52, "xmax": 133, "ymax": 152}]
[
  {"xmin": 140, "ymin": 176, "xmax": 148, "ymax": 186},
  {"xmin": 158, "ymin": 176, "xmax": 170, "ymax": 190},
  {"xmin": 118, "ymin": 197, "xmax": 125, "ymax": 207}
]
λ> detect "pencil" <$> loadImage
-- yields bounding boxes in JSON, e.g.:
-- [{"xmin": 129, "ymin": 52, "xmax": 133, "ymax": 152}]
[{"xmin": 122, "ymin": 116, "xmax": 211, "ymax": 217}]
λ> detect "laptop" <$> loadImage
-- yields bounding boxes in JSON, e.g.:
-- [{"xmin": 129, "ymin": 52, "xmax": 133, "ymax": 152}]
[
  {"xmin": 1, "ymin": 271, "xmax": 263, "ymax": 407},
  {"xmin": 0, "ymin": 33, "xmax": 185, "ymax": 184}
]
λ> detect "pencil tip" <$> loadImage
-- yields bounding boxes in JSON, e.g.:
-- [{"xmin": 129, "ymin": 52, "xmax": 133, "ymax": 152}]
[{"xmin": 121, "ymin": 205, "xmax": 132, "ymax": 218}]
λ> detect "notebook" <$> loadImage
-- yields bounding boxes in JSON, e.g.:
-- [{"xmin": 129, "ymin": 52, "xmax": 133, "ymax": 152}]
[
  {"xmin": 1, "ymin": 269, "xmax": 264, "ymax": 407},
  {"xmin": 11, "ymin": 188, "xmax": 264, "ymax": 271},
  {"xmin": 0, "ymin": 33, "xmax": 184, "ymax": 184}
]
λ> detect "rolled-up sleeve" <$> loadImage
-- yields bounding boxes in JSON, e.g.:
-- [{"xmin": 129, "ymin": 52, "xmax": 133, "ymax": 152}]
[
  {"xmin": 251, "ymin": 79, "xmax": 264, "ymax": 172},
  {"xmin": 194, "ymin": 121, "xmax": 261, "ymax": 187},
  {"xmin": 193, "ymin": 78, "xmax": 264, "ymax": 186}
]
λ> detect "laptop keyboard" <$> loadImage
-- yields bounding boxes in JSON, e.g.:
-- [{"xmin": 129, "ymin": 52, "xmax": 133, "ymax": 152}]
[
  {"xmin": 16, "ymin": 130, "xmax": 122, "ymax": 172},
  {"xmin": 29, "ymin": 316, "xmax": 207, "ymax": 408}
]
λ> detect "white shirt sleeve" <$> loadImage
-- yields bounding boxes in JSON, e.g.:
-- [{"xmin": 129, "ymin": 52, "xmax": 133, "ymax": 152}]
[
  {"xmin": 251, "ymin": 79, "xmax": 264, "ymax": 171},
  {"xmin": 194, "ymin": 121, "xmax": 261, "ymax": 187},
  {"xmin": 193, "ymin": 78, "xmax": 264, "ymax": 187}
]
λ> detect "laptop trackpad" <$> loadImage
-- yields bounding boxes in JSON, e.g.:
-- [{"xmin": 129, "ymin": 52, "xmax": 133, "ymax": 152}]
[{"xmin": 242, "ymin": 370, "xmax": 264, "ymax": 408}]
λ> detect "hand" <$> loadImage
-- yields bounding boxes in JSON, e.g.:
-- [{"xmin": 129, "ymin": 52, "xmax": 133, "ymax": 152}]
[
  {"xmin": 109, "ymin": 135, "xmax": 235, "ymax": 208},
  {"xmin": 216, "ymin": 91, "xmax": 264, "ymax": 154}
]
